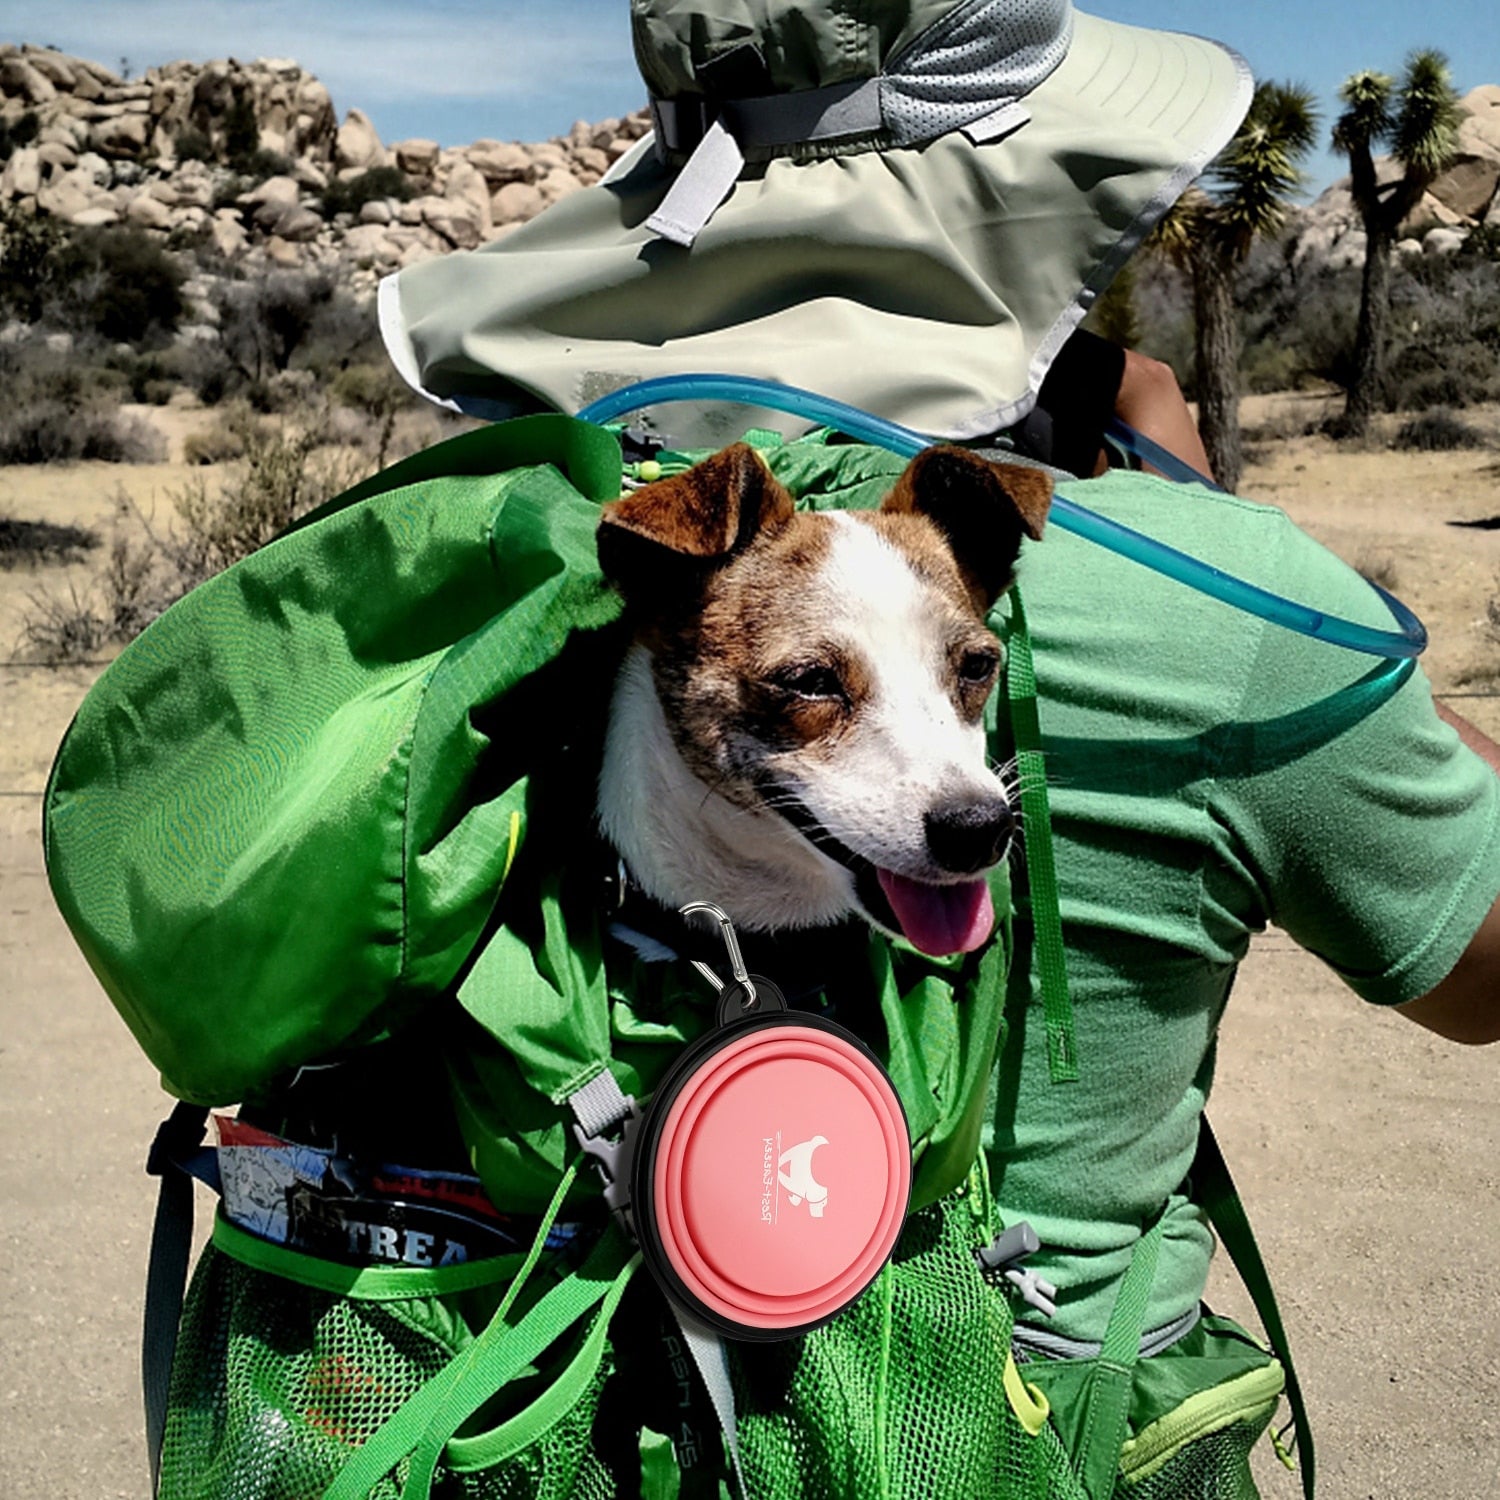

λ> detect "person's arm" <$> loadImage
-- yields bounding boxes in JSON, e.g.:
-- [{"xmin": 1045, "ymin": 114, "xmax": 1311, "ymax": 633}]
[
  {"xmin": 1395, "ymin": 702, "xmax": 1500, "ymax": 1044},
  {"xmin": 1112, "ymin": 349, "xmax": 1213, "ymax": 480}
]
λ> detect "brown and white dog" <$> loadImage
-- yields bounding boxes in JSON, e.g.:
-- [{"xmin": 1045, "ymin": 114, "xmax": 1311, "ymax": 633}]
[{"xmin": 594, "ymin": 442, "xmax": 1051, "ymax": 958}]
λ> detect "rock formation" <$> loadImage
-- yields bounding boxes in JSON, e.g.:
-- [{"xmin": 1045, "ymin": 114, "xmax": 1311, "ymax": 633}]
[
  {"xmin": 1, "ymin": 38, "xmax": 1495, "ymax": 323},
  {"xmin": 0, "ymin": 41, "xmax": 650, "ymax": 306}
]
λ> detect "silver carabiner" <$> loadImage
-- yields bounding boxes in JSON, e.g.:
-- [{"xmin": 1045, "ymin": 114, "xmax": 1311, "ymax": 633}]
[{"xmin": 679, "ymin": 900, "xmax": 750, "ymax": 996}]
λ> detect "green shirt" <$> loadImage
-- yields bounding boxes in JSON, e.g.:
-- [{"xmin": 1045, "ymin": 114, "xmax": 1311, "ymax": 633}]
[{"xmin": 986, "ymin": 468, "xmax": 1500, "ymax": 1343}]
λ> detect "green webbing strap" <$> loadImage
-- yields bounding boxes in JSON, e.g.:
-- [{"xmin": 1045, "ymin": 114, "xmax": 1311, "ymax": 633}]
[
  {"xmin": 1073, "ymin": 1217, "xmax": 1165, "ymax": 1500},
  {"xmin": 321, "ymin": 1154, "xmax": 636, "ymax": 1500},
  {"xmin": 1004, "ymin": 587, "xmax": 1079, "ymax": 1083},
  {"xmin": 398, "ymin": 1231, "xmax": 639, "ymax": 1499},
  {"xmin": 1194, "ymin": 1117, "xmax": 1316, "ymax": 1500},
  {"xmin": 322, "ymin": 1227, "xmax": 636, "ymax": 1499}
]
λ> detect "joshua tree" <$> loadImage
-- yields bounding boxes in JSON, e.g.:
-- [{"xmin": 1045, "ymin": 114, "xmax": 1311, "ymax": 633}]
[
  {"xmin": 1150, "ymin": 83, "xmax": 1318, "ymax": 492},
  {"xmin": 1332, "ymin": 51, "xmax": 1462, "ymax": 436}
]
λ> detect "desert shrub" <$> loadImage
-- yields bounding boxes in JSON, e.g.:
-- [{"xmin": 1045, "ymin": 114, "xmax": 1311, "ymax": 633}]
[
  {"xmin": 17, "ymin": 582, "xmax": 111, "ymax": 664},
  {"xmin": 182, "ymin": 406, "xmax": 260, "ymax": 465},
  {"xmin": 1460, "ymin": 222, "xmax": 1500, "ymax": 263},
  {"xmin": 329, "ymin": 360, "xmax": 417, "ymax": 467},
  {"xmin": 214, "ymin": 269, "xmax": 338, "ymax": 384},
  {"xmin": 16, "ymin": 521, "xmax": 167, "ymax": 662},
  {"xmin": 223, "ymin": 86, "xmax": 260, "ymax": 169},
  {"xmin": 1392, "ymin": 409, "xmax": 1487, "ymax": 451},
  {"xmin": 43, "ymin": 225, "xmax": 187, "ymax": 344},
  {"xmin": 22, "ymin": 415, "xmax": 374, "ymax": 660},
  {"xmin": 241, "ymin": 148, "xmax": 294, "ymax": 182},
  {"xmin": 174, "ymin": 126, "xmax": 214, "ymax": 163},
  {"xmin": 1241, "ymin": 342, "xmax": 1305, "ymax": 395},
  {"xmin": 0, "ymin": 110, "xmax": 39, "ymax": 163},
  {"xmin": 0, "ymin": 397, "xmax": 166, "ymax": 464},
  {"xmin": 165, "ymin": 419, "xmax": 368, "ymax": 589},
  {"xmin": 322, "ymin": 166, "xmax": 415, "ymax": 220},
  {"xmin": 1353, "ymin": 551, "xmax": 1399, "ymax": 592},
  {"xmin": 210, "ymin": 174, "xmax": 252, "ymax": 212},
  {"xmin": 0, "ymin": 203, "xmax": 67, "ymax": 323}
]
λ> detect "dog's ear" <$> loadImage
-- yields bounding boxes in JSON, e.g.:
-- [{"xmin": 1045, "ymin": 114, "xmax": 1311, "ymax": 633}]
[
  {"xmin": 882, "ymin": 446, "xmax": 1051, "ymax": 608},
  {"xmin": 597, "ymin": 443, "xmax": 795, "ymax": 599}
]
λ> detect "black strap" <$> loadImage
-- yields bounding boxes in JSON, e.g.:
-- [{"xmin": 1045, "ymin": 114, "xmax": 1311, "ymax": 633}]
[
  {"xmin": 142, "ymin": 1102, "xmax": 212, "ymax": 1496},
  {"xmin": 1194, "ymin": 1116, "xmax": 1316, "ymax": 1499}
]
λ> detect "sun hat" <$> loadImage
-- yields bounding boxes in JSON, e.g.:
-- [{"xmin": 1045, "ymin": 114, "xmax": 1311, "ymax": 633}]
[{"xmin": 379, "ymin": 0, "xmax": 1252, "ymax": 441}]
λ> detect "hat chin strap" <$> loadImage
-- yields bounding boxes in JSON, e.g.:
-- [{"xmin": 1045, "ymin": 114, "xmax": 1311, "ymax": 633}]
[{"xmin": 645, "ymin": 117, "xmax": 747, "ymax": 247}]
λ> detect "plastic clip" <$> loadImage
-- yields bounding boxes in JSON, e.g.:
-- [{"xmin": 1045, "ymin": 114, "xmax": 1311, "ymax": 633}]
[
  {"xmin": 571, "ymin": 1093, "xmax": 643, "ymax": 1239},
  {"xmin": 977, "ymin": 1221, "xmax": 1058, "ymax": 1319}
]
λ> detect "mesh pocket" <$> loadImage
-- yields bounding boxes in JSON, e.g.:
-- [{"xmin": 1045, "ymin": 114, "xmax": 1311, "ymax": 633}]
[
  {"xmin": 160, "ymin": 1244, "xmax": 459, "ymax": 1500},
  {"xmin": 732, "ymin": 1185, "xmax": 1089, "ymax": 1500},
  {"xmin": 1115, "ymin": 1410, "xmax": 1276, "ymax": 1500}
]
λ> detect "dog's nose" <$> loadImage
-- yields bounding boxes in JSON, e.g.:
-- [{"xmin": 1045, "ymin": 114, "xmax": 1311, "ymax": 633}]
[{"xmin": 924, "ymin": 796, "xmax": 1015, "ymax": 875}]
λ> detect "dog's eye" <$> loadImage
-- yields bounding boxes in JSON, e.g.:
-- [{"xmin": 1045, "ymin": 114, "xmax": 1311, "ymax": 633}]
[
  {"xmin": 770, "ymin": 663, "xmax": 844, "ymax": 700},
  {"xmin": 957, "ymin": 649, "xmax": 1000, "ymax": 687}
]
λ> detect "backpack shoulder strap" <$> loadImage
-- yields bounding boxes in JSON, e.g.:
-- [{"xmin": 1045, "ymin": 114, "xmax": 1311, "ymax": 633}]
[{"xmin": 142, "ymin": 1102, "xmax": 215, "ymax": 1497}]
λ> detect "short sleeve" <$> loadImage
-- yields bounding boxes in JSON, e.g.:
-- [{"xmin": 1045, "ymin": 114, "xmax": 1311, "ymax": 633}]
[{"xmin": 1209, "ymin": 517, "xmax": 1500, "ymax": 1006}]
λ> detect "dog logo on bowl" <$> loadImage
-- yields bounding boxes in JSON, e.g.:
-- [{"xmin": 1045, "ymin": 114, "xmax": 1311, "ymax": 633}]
[{"xmin": 778, "ymin": 1135, "xmax": 830, "ymax": 1218}]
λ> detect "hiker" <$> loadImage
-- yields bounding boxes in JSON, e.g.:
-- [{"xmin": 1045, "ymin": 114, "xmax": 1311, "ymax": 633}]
[{"xmin": 376, "ymin": 0, "xmax": 1500, "ymax": 1483}]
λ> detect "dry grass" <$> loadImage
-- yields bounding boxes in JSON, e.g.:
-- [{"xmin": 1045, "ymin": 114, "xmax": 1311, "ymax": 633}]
[{"xmin": 15, "ymin": 413, "xmax": 374, "ymax": 663}]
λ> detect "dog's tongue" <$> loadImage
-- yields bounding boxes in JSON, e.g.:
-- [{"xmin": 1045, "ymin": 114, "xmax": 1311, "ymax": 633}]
[{"xmin": 876, "ymin": 869, "xmax": 994, "ymax": 956}]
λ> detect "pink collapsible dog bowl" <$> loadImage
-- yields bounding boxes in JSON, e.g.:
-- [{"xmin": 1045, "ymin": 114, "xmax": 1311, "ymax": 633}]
[{"xmin": 630, "ymin": 977, "xmax": 911, "ymax": 1340}]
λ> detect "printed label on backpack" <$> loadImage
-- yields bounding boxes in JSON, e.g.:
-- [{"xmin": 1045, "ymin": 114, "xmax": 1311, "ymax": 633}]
[{"xmin": 215, "ymin": 1116, "xmax": 582, "ymax": 1266}]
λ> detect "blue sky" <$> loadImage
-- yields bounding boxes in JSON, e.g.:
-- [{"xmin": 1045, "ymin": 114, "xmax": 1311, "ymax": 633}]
[{"xmin": 3, "ymin": 1, "xmax": 1498, "ymax": 196}]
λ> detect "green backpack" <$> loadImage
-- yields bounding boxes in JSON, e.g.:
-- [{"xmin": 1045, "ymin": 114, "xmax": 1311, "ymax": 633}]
[{"xmin": 45, "ymin": 416, "xmax": 1310, "ymax": 1500}]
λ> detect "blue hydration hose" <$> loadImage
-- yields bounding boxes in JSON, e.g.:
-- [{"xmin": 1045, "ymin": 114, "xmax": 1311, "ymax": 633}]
[{"xmin": 578, "ymin": 374, "xmax": 1427, "ymax": 661}]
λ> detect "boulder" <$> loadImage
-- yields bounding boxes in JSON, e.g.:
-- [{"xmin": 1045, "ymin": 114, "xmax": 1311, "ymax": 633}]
[
  {"xmin": 35, "ymin": 140, "xmax": 78, "ymax": 173},
  {"xmin": 395, "ymin": 138, "xmax": 440, "ymax": 176},
  {"xmin": 36, "ymin": 166, "xmax": 99, "ymax": 220},
  {"xmin": 570, "ymin": 145, "xmax": 610, "ymax": 179},
  {"xmin": 210, "ymin": 213, "xmax": 249, "ymax": 258},
  {"xmin": 241, "ymin": 174, "xmax": 301, "ymax": 208},
  {"xmin": 491, "ymin": 179, "xmax": 544, "ymax": 224},
  {"xmin": 1401, "ymin": 190, "xmax": 1465, "ymax": 237},
  {"xmin": 292, "ymin": 158, "xmax": 329, "ymax": 191},
  {"xmin": 92, "ymin": 113, "xmax": 151, "ymax": 157},
  {"xmin": 1422, "ymin": 226, "xmax": 1467, "ymax": 256},
  {"xmin": 336, "ymin": 107, "xmax": 387, "ymax": 171},
  {"xmin": 74, "ymin": 150, "xmax": 113, "ymax": 187},
  {"xmin": 340, "ymin": 222, "xmax": 401, "ymax": 269},
  {"xmin": 1, "ymin": 145, "xmax": 42, "ymax": 199},
  {"xmin": 262, "ymin": 233, "xmax": 306, "ymax": 268},
  {"xmin": 271, "ymin": 204, "xmax": 324, "ymax": 242},
  {"xmin": 0, "ymin": 55, "xmax": 57, "ymax": 105},
  {"xmin": 444, "ymin": 156, "xmax": 493, "ymax": 238},
  {"xmin": 359, "ymin": 198, "xmax": 392, "ymax": 225},
  {"xmin": 416, "ymin": 192, "xmax": 486, "ymax": 250},
  {"xmin": 22, "ymin": 49, "xmax": 77, "ymax": 90},
  {"xmin": 71, "ymin": 205, "xmax": 120, "ymax": 227},
  {"xmin": 537, "ymin": 167, "xmax": 583, "ymax": 204},
  {"xmin": 126, "ymin": 192, "xmax": 174, "ymax": 229},
  {"xmin": 466, "ymin": 138, "xmax": 533, "ymax": 185},
  {"xmin": 1456, "ymin": 84, "xmax": 1500, "ymax": 159},
  {"xmin": 1428, "ymin": 156, "xmax": 1500, "ymax": 222}
]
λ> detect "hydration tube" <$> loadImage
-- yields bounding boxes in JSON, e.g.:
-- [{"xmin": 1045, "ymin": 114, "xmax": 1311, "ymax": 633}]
[{"xmin": 578, "ymin": 374, "xmax": 1426, "ymax": 660}]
